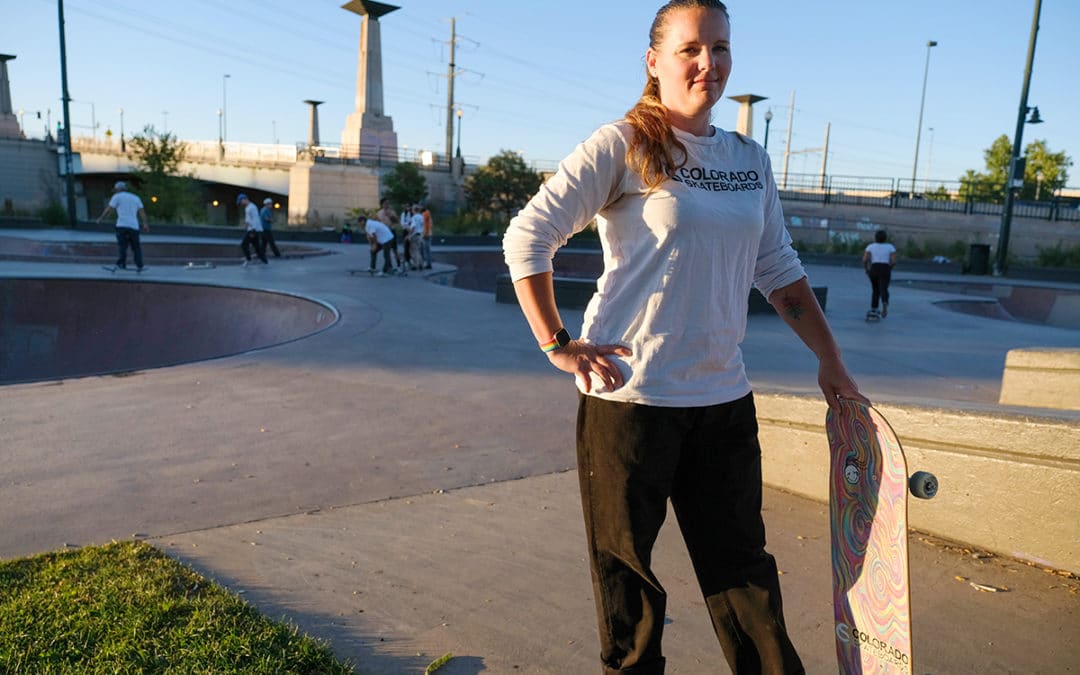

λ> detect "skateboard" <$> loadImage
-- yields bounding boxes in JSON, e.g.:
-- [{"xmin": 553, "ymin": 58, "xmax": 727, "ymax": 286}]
[
  {"xmin": 103, "ymin": 265, "xmax": 144, "ymax": 273},
  {"xmin": 826, "ymin": 399, "xmax": 937, "ymax": 675},
  {"xmin": 865, "ymin": 309, "xmax": 882, "ymax": 322}
]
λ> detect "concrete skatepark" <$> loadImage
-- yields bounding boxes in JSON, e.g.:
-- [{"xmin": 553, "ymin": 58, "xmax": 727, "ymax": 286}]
[{"xmin": 1, "ymin": 228, "xmax": 1078, "ymax": 674}]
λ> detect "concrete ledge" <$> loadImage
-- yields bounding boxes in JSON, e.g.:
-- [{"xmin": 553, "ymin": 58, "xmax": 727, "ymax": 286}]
[
  {"xmin": 1000, "ymin": 349, "xmax": 1080, "ymax": 411},
  {"xmin": 496, "ymin": 273, "xmax": 827, "ymax": 313},
  {"xmin": 754, "ymin": 392, "xmax": 1080, "ymax": 574}
]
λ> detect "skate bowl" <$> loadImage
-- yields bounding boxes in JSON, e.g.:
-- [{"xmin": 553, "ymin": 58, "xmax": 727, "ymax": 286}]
[
  {"xmin": 900, "ymin": 279, "xmax": 1080, "ymax": 329},
  {"xmin": 0, "ymin": 278, "xmax": 338, "ymax": 384},
  {"xmin": 0, "ymin": 235, "xmax": 330, "ymax": 265}
]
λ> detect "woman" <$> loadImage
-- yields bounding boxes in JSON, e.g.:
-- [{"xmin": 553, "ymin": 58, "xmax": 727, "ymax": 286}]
[
  {"xmin": 503, "ymin": 1, "xmax": 866, "ymax": 672},
  {"xmin": 863, "ymin": 229, "xmax": 898, "ymax": 318}
]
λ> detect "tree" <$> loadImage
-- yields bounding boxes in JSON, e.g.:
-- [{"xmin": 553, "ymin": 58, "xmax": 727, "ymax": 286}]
[
  {"xmin": 464, "ymin": 150, "xmax": 543, "ymax": 225},
  {"xmin": 381, "ymin": 162, "xmax": 428, "ymax": 206},
  {"xmin": 128, "ymin": 125, "xmax": 200, "ymax": 223},
  {"xmin": 959, "ymin": 134, "xmax": 1071, "ymax": 203}
]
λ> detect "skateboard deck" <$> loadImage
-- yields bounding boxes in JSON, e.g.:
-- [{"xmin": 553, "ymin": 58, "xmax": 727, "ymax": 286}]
[
  {"xmin": 103, "ymin": 265, "xmax": 143, "ymax": 273},
  {"xmin": 826, "ymin": 400, "xmax": 915, "ymax": 674}
]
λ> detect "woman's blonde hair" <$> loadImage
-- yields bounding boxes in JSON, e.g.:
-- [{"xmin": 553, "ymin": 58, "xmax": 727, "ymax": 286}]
[{"xmin": 625, "ymin": 0, "xmax": 730, "ymax": 191}]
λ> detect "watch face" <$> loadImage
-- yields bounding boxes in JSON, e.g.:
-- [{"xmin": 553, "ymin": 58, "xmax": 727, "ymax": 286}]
[{"xmin": 555, "ymin": 328, "xmax": 571, "ymax": 348}]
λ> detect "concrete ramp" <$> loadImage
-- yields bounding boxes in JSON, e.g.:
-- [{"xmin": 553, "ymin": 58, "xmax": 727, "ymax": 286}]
[{"xmin": 0, "ymin": 278, "xmax": 337, "ymax": 384}]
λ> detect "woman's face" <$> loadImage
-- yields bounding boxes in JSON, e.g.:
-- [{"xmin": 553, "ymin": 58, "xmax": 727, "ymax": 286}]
[{"xmin": 646, "ymin": 7, "xmax": 731, "ymax": 131}]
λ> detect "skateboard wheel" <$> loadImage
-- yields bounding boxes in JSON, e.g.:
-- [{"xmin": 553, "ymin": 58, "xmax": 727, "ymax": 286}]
[{"xmin": 909, "ymin": 471, "xmax": 938, "ymax": 499}]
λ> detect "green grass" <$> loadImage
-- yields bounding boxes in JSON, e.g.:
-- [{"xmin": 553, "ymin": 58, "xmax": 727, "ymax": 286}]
[{"xmin": 0, "ymin": 541, "xmax": 354, "ymax": 674}]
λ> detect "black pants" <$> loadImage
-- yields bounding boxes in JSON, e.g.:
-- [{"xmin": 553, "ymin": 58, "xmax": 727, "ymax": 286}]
[
  {"xmin": 262, "ymin": 228, "xmax": 281, "ymax": 257},
  {"xmin": 576, "ymin": 393, "xmax": 803, "ymax": 675},
  {"xmin": 115, "ymin": 227, "xmax": 143, "ymax": 269},
  {"xmin": 868, "ymin": 263, "xmax": 892, "ymax": 309},
  {"xmin": 241, "ymin": 230, "xmax": 268, "ymax": 262},
  {"xmin": 369, "ymin": 241, "xmax": 393, "ymax": 272}
]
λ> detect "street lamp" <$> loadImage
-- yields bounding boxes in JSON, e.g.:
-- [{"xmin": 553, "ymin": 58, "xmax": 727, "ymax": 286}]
[
  {"xmin": 994, "ymin": 0, "xmax": 1043, "ymax": 277},
  {"xmin": 911, "ymin": 39, "xmax": 937, "ymax": 195},
  {"xmin": 118, "ymin": 106, "xmax": 125, "ymax": 152},
  {"xmin": 217, "ymin": 108, "xmax": 224, "ymax": 159},
  {"xmin": 222, "ymin": 73, "xmax": 231, "ymax": 143},
  {"xmin": 763, "ymin": 108, "xmax": 773, "ymax": 150},
  {"xmin": 455, "ymin": 108, "xmax": 463, "ymax": 158}
]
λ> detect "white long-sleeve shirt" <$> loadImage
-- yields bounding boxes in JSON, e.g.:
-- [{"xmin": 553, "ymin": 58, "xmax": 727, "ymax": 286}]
[
  {"xmin": 503, "ymin": 121, "xmax": 806, "ymax": 407},
  {"xmin": 244, "ymin": 202, "xmax": 263, "ymax": 232}
]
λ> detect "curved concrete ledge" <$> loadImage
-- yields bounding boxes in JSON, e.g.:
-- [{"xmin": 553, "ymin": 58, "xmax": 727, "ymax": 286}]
[
  {"xmin": 999, "ymin": 348, "xmax": 1080, "ymax": 411},
  {"xmin": 0, "ymin": 278, "xmax": 338, "ymax": 384},
  {"xmin": 754, "ymin": 392, "xmax": 1080, "ymax": 574}
]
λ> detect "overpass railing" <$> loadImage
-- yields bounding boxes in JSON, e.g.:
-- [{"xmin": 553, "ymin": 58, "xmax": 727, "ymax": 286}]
[
  {"xmin": 778, "ymin": 172, "xmax": 1080, "ymax": 223},
  {"xmin": 72, "ymin": 136, "xmax": 298, "ymax": 169}
]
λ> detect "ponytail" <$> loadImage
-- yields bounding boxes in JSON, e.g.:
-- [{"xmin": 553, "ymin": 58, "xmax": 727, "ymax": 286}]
[{"xmin": 624, "ymin": 77, "xmax": 687, "ymax": 192}]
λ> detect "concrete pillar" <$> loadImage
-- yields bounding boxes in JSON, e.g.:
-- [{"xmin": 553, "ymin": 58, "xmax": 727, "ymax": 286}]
[
  {"xmin": 727, "ymin": 93, "xmax": 767, "ymax": 139},
  {"xmin": 0, "ymin": 54, "xmax": 23, "ymax": 139},
  {"xmin": 304, "ymin": 100, "xmax": 323, "ymax": 147},
  {"xmin": 340, "ymin": 1, "xmax": 399, "ymax": 160}
]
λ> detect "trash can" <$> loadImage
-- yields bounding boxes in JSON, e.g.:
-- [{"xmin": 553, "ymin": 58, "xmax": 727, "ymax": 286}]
[{"xmin": 968, "ymin": 244, "xmax": 991, "ymax": 275}]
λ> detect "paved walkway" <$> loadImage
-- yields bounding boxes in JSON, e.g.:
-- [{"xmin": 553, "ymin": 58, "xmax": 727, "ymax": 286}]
[{"xmin": 1, "ymin": 229, "xmax": 1077, "ymax": 673}]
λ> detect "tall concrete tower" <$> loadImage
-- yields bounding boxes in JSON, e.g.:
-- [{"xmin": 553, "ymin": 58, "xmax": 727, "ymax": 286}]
[
  {"xmin": 0, "ymin": 55, "xmax": 24, "ymax": 139},
  {"xmin": 341, "ymin": 0, "xmax": 399, "ymax": 160}
]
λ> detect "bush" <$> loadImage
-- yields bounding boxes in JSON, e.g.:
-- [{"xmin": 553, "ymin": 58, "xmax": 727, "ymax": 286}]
[
  {"xmin": 438, "ymin": 210, "xmax": 508, "ymax": 236},
  {"xmin": 901, "ymin": 238, "xmax": 967, "ymax": 261},
  {"xmin": 36, "ymin": 201, "xmax": 69, "ymax": 225},
  {"xmin": 1036, "ymin": 242, "xmax": 1080, "ymax": 268}
]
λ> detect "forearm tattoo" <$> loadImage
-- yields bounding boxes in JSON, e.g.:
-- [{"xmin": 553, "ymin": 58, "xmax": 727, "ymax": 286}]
[{"xmin": 779, "ymin": 294, "xmax": 804, "ymax": 320}]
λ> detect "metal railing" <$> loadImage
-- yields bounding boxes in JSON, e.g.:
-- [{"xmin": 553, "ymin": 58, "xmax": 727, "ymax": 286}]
[{"xmin": 778, "ymin": 172, "xmax": 1080, "ymax": 223}]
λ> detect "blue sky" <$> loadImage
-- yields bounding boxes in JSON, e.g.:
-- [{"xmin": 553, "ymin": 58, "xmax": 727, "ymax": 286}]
[{"xmin": 6, "ymin": 0, "xmax": 1078, "ymax": 186}]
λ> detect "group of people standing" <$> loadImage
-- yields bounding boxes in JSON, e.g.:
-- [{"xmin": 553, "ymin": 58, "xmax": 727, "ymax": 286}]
[
  {"xmin": 362, "ymin": 198, "xmax": 433, "ymax": 276},
  {"xmin": 237, "ymin": 193, "xmax": 282, "ymax": 265}
]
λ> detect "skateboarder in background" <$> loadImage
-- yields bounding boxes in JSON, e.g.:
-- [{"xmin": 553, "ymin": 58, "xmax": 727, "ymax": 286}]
[
  {"xmin": 362, "ymin": 214, "xmax": 396, "ymax": 276},
  {"xmin": 863, "ymin": 230, "xmax": 897, "ymax": 318},
  {"xmin": 259, "ymin": 198, "xmax": 282, "ymax": 258},
  {"xmin": 96, "ymin": 181, "xmax": 149, "ymax": 271},
  {"xmin": 503, "ymin": 1, "xmax": 867, "ymax": 672},
  {"xmin": 237, "ymin": 193, "xmax": 268, "ymax": 265}
]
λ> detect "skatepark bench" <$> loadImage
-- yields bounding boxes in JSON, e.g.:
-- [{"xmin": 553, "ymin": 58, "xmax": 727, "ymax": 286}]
[{"xmin": 496, "ymin": 273, "xmax": 827, "ymax": 313}]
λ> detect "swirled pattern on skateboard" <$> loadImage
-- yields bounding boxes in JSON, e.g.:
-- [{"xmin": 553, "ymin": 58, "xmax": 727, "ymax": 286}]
[{"xmin": 827, "ymin": 400, "xmax": 912, "ymax": 674}]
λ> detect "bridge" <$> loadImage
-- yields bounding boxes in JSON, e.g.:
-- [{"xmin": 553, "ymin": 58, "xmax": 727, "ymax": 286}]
[{"xmin": 69, "ymin": 135, "xmax": 468, "ymax": 226}]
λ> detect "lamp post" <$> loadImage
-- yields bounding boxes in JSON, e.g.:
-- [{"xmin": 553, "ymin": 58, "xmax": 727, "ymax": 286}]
[
  {"xmin": 455, "ymin": 108, "xmax": 463, "ymax": 158},
  {"xmin": 763, "ymin": 109, "xmax": 773, "ymax": 150},
  {"xmin": 118, "ymin": 106, "xmax": 125, "ymax": 152},
  {"xmin": 911, "ymin": 39, "xmax": 937, "ymax": 195},
  {"xmin": 222, "ymin": 73, "xmax": 230, "ymax": 143},
  {"xmin": 217, "ymin": 107, "xmax": 224, "ymax": 159},
  {"xmin": 994, "ymin": 0, "xmax": 1042, "ymax": 277}
]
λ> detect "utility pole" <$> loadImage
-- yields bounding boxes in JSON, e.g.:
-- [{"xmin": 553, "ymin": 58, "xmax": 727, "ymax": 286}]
[
  {"xmin": 995, "ymin": 0, "xmax": 1042, "ymax": 276},
  {"xmin": 819, "ymin": 122, "xmax": 831, "ymax": 189},
  {"xmin": 57, "ymin": 0, "xmax": 77, "ymax": 227},
  {"xmin": 781, "ymin": 90, "xmax": 795, "ymax": 189},
  {"xmin": 444, "ymin": 17, "xmax": 457, "ymax": 167},
  {"xmin": 911, "ymin": 40, "xmax": 938, "ymax": 195}
]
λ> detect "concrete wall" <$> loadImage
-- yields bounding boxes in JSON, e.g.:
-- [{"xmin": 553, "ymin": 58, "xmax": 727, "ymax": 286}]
[
  {"xmin": 754, "ymin": 392, "xmax": 1080, "ymax": 574},
  {"xmin": 783, "ymin": 202, "xmax": 1078, "ymax": 260},
  {"xmin": 287, "ymin": 160, "xmax": 380, "ymax": 226},
  {"xmin": 0, "ymin": 137, "xmax": 60, "ymax": 212}
]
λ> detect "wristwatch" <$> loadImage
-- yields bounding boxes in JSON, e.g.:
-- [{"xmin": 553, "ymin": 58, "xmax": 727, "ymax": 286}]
[{"xmin": 540, "ymin": 327, "xmax": 571, "ymax": 353}]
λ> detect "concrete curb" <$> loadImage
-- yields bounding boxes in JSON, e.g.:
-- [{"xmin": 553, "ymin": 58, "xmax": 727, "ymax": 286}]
[{"xmin": 754, "ymin": 392, "xmax": 1080, "ymax": 573}]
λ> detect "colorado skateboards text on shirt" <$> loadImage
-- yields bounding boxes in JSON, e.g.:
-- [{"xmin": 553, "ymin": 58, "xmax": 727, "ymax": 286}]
[{"xmin": 671, "ymin": 165, "xmax": 764, "ymax": 193}]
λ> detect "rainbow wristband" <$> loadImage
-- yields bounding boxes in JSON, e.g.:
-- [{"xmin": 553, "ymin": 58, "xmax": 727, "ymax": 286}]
[{"xmin": 539, "ymin": 338, "xmax": 560, "ymax": 353}]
